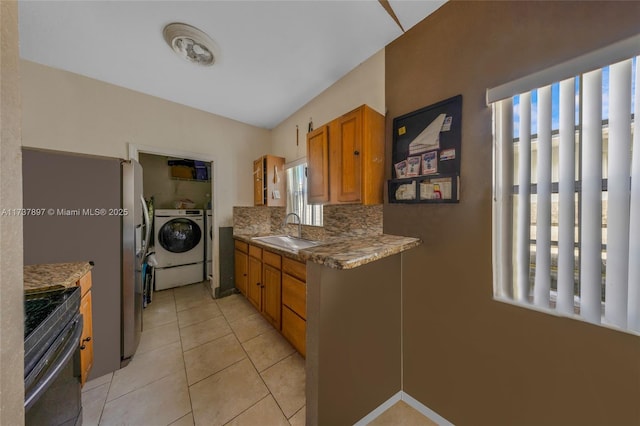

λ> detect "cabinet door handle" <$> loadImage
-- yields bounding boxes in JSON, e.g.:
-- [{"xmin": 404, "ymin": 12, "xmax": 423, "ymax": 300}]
[
  {"xmin": 256, "ymin": 282, "xmax": 261, "ymax": 286},
  {"xmin": 354, "ymin": 150, "xmax": 360, "ymax": 156},
  {"xmin": 243, "ymin": 273, "xmax": 247, "ymax": 277},
  {"xmin": 80, "ymin": 337, "xmax": 91, "ymax": 350}
]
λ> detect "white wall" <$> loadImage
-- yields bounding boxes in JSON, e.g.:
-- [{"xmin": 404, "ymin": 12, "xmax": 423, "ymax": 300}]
[
  {"xmin": 20, "ymin": 60, "xmax": 271, "ymax": 226},
  {"xmin": 270, "ymin": 49, "xmax": 385, "ymax": 163},
  {"xmin": 21, "ymin": 48, "xmax": 385, "ymax": 219}
]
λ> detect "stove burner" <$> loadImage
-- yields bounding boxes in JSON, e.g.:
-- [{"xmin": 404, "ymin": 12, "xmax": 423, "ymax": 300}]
[{"xmin": 24, "ymin": 298, "xmax": 54, "ymax": 338}]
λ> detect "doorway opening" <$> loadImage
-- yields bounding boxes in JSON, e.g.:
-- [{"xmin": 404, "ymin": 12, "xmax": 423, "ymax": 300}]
[{"xmin": 129, "ymin": 144, "xmax": 218, "ymax": 298}]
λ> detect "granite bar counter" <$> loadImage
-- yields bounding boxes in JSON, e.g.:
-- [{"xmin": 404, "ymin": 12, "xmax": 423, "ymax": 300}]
[
  {"xmin": 233, "ymin": 233, "xmax": 421, "ymax": 270},
  {"xmin": 24, "ymin": 261, "xmax": 93, "ymax": 293}
]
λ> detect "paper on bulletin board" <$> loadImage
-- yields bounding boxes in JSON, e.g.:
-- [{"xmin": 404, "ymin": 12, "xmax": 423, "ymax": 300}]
[
  {"xmin": 394, "ymin": 160, "xmax": 408, "ymax": 178},
  {"xmin": 420, "ymin": 178, "xmax": 452, "ymax": 200},
  {"xmin": 406, "ymin": 156, "xmax": 421, "ymax": 177},
  {"xmin": 408, "ymin": 113, "xmax": 446, "ymax": 155},
  {"xmin": 395, "ymin": 181, "xmax": 416, "ymax": 200},
  {"xmin": 421, "ymin": 151, "xmax": 438, "ymax": 175}
]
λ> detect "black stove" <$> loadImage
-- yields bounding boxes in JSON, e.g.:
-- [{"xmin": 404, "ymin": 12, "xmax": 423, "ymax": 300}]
[
  {"xmin": 24, "ymin": 287, "xmax": 80, "ymax": 378},
  {"xmin": 24, "ymin": 286, "xmax": 83, "ymax": 425}
]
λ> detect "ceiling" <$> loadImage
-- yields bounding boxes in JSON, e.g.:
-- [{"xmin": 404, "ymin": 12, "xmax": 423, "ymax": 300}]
[{"xmin": 18, "ymin": 1, "xmax": 445, "ymax": 129}]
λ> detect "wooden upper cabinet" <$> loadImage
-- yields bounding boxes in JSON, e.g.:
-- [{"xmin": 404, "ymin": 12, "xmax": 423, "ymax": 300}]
[
  {"xmin": 332, "ymin": 108, "xmax": 363, "ymax": 203},
  {"xmin": 307, "ymin": 105, "xmax": 384, "ymax": 205},
  {"xmin": 307, "ymin": 126, "xmax": 330, "ymax": 204},
  {"xmin": 253, "ymin": 158, "xmax": 264, "ymax": 206},
  {"xmin": 254, "ymin": 155, "xmax": 285, "ymax": 207}
]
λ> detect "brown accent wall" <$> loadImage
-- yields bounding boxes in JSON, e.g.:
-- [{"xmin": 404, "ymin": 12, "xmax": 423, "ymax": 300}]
[
  {"xmin": 385, "ymin": 2, "xmax": 640, "ymax": 425},
  {"xmin": 306, "ymin": 255, "xmax": 402, "ymax": 426}
]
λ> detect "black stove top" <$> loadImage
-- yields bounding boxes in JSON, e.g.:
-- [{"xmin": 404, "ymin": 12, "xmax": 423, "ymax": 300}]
[{"xmin": 24, "ymin": 287, "xmax": 80, "ymax": 378}]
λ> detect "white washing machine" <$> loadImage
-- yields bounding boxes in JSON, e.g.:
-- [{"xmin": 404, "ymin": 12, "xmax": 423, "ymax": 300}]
[{"xmin": 154, "ymin": 209, "xmax": 205, "ymax": 290}]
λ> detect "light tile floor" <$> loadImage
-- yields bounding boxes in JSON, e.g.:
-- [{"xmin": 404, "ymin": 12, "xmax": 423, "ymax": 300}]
[
  {"xmin": 82, "ymin": 282, "xmax": 305, "ymax": 426},
  {"xmin": 82, "ymin": 281, "xmax": 439, "ymax": 426},
  {"xmin": 367, "ymin": 401, "xmax": 439, "ymax": 426}
]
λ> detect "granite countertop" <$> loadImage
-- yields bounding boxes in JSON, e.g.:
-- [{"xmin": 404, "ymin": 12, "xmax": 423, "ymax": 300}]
[
  {"xmin": 24, "ymin": 261, "xmax": 93, "ymax": 294},
  {"xmin": 234, "ymin": 233, "xmax": 421, "ymax": 270}
]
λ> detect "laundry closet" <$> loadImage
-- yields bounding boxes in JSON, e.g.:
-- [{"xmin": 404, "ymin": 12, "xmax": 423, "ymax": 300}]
[{"xmin": 139, "ymin": 153, "xmax": 213, "ymax": 291}]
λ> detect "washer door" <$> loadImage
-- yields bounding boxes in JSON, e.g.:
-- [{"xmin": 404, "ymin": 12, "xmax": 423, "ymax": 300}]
[{"xmin": 157, "ymin": 218, "xmax": 202, "ymax": 253}]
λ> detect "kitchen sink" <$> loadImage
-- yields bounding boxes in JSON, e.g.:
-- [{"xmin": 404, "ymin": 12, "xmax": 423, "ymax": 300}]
[{"xmin": 252, "ymin": 235, "xmax": 323, "ymax": 252}]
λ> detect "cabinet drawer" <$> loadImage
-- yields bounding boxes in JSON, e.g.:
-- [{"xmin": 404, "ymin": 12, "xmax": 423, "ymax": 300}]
[
  {"xmin": 249, "ymin": 244, "xmax": 262, "ymax": 259},
  {"xmin": 263, "ymin": 250, "xmax": 281, "ymax": 269},
  {"xmin": 234, "ymin": 240, "xmax": 248, "ymax": 253},
  {"xmin": 282, "ymin": 306, "xmax": 306, "ymax": 357},
  {"xmin": 282, "ymin": 273, "xmax": 306, "ymax": 319},
  {"xmin": 282, "ymin": 257, "xmax": 306, "ymax": 281}
]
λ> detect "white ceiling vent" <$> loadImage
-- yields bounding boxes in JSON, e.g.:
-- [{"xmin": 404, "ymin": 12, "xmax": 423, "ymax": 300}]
[{"xmin": 163, "ymin": 23, "xmax": 217, "ymax": 66}]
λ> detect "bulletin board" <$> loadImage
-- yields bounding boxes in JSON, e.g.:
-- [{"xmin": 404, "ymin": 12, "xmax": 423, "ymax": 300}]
[{"xmin": 388, "ymin": 95, "xmax": 462, "ymax": 204}]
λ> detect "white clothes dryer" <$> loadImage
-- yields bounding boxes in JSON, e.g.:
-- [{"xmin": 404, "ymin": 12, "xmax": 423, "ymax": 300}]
[{"xmin": 154, "ymin": 209, "xmax": 205, "ymax": 290}]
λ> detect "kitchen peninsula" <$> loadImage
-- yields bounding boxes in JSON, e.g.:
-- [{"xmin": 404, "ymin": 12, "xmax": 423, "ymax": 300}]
[{"xmin": 233, "ymin": 205, "xmax": 420, "ymax": 425}]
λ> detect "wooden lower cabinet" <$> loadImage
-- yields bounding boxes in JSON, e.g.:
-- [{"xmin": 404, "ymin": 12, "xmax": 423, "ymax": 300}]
[
  {"xmin": 262, "ymin": 263, "xmax": 281, "ymax": 329},
  {"xmin": 233, "ymin": 239, "xmax": 307, "ymax": 357},
  {"xmin": 282, "ymin": 306, "xmax": 306, "ymax": 356},
  {"xmin": 245, "ymin": 244, "xmax": 281, "ymax": 330},
  {"xmin": 281, "ymin": 257, "xmax": 307, "ymax": 357},
  {"xmin": 282, "ymin": 273, "xmax": 306, "ymax": 318},
  {"xmin": 234, "ymin": 243, "xmax": 249, "ymax": 296},
  {"xmin": 78, "ymin": 271, "xmax": 94, "ymax": 387},
  {"xmin": 247, "ymin": 255, "xmax": 262, "ymax": 310}
]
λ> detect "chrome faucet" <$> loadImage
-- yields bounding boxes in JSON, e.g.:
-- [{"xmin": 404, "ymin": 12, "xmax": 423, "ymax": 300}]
[{"xmin": 282, "ymin": 212, "xmax": 302, "ymax": 238}]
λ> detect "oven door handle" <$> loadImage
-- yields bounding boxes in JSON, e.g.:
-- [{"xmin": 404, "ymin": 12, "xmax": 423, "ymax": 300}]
[{"xmin": 24, "ymin": 314, "xmax": 83, "ymax": 410}]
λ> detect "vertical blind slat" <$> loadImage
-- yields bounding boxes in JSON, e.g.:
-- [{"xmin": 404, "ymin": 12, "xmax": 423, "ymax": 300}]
[
  {"xmin": 557, "ymin": 78, "xmax": 577, "ymax": 315},
  {"xmin": 517, "ymin": 92, "xmax": 532, "ymax": 302},
  {"xmin": 534, "ymin": 86, "xmax": 552, "ymax": 307},
  {"xmin": 580, "ymin": 69, "xmax": 604, "ymax": 324},
  {"xmin": 605, "ymin": 60, "xmax": 633, "ymax": 328},
  {"xmin": 496, "ymin": 99, "xmax": 514, "ymax": 298},
  {"xmin": 628, "ymin": 58, "xmax": 640, "ymax": 331}
]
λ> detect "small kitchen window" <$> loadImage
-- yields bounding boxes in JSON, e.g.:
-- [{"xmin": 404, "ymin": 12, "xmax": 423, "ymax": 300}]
[{"xmin": 285, "ymin": 159, "xmax": 323, "ymax": 226}]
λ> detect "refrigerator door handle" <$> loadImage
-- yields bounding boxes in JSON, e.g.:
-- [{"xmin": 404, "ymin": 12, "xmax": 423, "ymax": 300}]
[{"xmin": 140, "ymin": 195, "xmax": 151, "ymax": 257}]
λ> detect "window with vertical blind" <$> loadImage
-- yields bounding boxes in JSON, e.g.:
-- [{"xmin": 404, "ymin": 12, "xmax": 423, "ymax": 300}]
[
  {"xmin": 285, "ymin": 160, "xmax": 323, "ymax": 226},
  {"xmin": 489, "ymin": 35, "xmax": 640, "ymax": 334}
]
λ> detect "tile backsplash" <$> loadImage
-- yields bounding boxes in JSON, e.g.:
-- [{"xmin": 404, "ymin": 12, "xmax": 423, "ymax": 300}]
[
  {"xmin": 323, "ymin": 204, "xmax": 383, "ymax": 238},
  {"xmin": 233, "ymin": 206, "xmax": 274, "ymax": 235},
  {"xmin": 233, "ymin": 204, "xmax": 382, "ymax": 240}
]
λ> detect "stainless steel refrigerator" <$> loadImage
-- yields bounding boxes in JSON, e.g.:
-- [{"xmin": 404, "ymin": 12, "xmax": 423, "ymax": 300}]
[
  {"xmin": 121, "ymin": 159, "xmax": 150, "ymax": 366},
  {"xmin": 22, "ymin": 149, "xmax": 149, "ymax": 378}
]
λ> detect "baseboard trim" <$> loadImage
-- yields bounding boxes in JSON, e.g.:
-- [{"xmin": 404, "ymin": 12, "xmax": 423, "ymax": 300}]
[{"xmin": 354, "ymin": 391, "xmax": 453, "ymax": 425}]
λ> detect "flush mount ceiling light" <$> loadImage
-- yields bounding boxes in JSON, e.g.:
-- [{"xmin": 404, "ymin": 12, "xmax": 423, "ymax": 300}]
[{"xmin": 163, "ymin": 23, "xmax": 217, "ymax": 66}]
